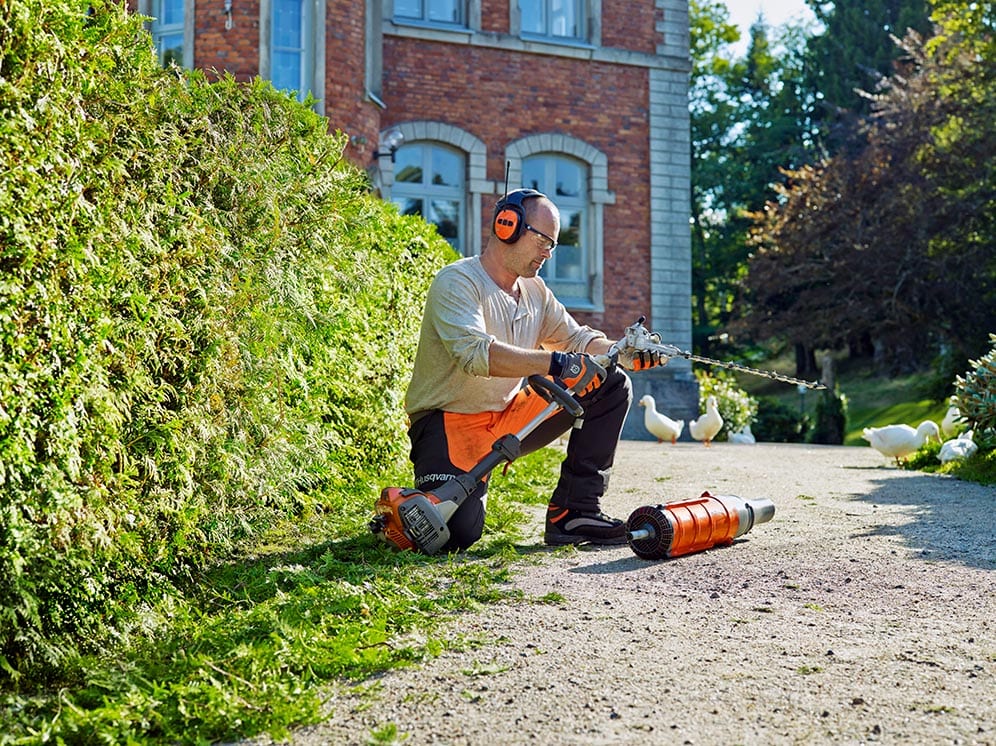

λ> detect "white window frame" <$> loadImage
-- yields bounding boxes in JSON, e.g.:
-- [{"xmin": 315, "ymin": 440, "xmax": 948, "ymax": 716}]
[
  {"xmin": 515, "ymin": 0, "xmax": 588, "ymax": 44},
  {"xmin": 260, "ymin": 0, "xmax": 327, "ymax": 113},
  {"xmin": 139, "ymin": 0, "xmax": 194, "ymax": 69},
  {"xmin": 505, "ymin": 135, "xmax": 614, "ymax": 312}
]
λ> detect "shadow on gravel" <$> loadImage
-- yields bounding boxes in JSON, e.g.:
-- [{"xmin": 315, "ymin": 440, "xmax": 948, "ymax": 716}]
[
  {"xmin": 853, "ymin": 474, "xmax": 995, "ymax": 571},
  {"xmin": 561, "ymin": 537, "xmax": 754, "ymax": 575}
]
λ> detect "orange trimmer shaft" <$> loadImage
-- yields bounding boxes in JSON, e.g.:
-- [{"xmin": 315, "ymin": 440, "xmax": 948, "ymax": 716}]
[{"xmin": 626, "ymin": 491, "xmax": 775, "ymax": 560}]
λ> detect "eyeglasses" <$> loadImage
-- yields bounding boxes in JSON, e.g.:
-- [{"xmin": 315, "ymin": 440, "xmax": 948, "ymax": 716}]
[{"xmin": 524, "ymin": 224, "xmax": 558, "ymax": 252}]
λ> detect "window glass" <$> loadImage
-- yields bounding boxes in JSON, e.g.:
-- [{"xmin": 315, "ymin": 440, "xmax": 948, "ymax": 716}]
[
  {"xmin": 394, "ymin": 148, "xmax": 424, "ymax": 184},
  {"xmin": 519, "ymin": 0, "xmax": 584, "ymax": 40},
  {"xmin": 159, "ymin": 0, "xmax": 184, "ymax": 25},
  {"xmin": 520, "ymin": 1, "xmax": 543, "ymax": 34},
  {"xmin": 429, "ymin": 0, "xmax": 461, "ymax": 23},
  {"xmin": 398, "ymin": 198, "xmax": 423, "ymax": 216},
  {"xmin": 396, "ymin": 0, "xmax": 462, "ymax": 24},
  {"xmin": 151, "ymin": 0, "xmax": 184, "ymax": 67},
  {"xmin": 551, "ymin": 0, "xmax": 580, "ymax": 37},
  {"xmin": 392, "ymin": 143, "xmax": 466, "ymax": 253},
  {"xmin": 395, "ymin": 0, "xmax": 421, "ymax": 18},
  {"xmin": 157, "ymin": 32, "xmax": 184, "ymax": 66},
  {"xmin": 271, "ymin": 0, "xmax": 313, "ymax": 102},
  {"xmin": 431, "ymin": 199, "xmax": 460, "ymax": 240},
  {"xmin": 431, "ymin": 149, "xmax": 461, "ymax": 186},
  {"xmin": 523, "ymin": 155, "xmax": 591, "ymax": 304}
]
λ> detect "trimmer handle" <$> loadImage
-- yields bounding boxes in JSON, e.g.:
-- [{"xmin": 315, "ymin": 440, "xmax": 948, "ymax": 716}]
[{"xmin": 527, "ymin": 375, "xmax": 584, "ymax": 418}]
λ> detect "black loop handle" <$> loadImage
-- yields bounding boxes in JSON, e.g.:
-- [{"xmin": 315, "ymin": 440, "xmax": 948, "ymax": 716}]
[{"xmin": 526, "ymin": 375, "xmax": 584, "ymax": 418}]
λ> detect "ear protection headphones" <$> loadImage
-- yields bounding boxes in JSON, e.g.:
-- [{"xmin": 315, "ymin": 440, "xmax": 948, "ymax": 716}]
[{"xmin": 492, "ymin": 188, "xmax": 546, "ymax": 244}]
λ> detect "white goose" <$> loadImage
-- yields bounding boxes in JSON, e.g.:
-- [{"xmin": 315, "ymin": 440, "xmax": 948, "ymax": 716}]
[
  {"xmin": 689, "ymin": 395, "xmax": 724, "ymax": 447},
  {"xmin": 729, "ymin": 424, "xmax": 756, "ymax": 444},
  {"xmin": 638, "ymin": 394, "xmax": 684, "ymax": 444},
  {"xmin": 862, "ymin": 420, "xmax": 941, "ymax": 465},
  {"xmin": 939, "ymin": 430, "xmax": 977, "ymax": 464},
  {"xmin": 940, "ymin": 398, "xmax": 963, "ymax": 438}
]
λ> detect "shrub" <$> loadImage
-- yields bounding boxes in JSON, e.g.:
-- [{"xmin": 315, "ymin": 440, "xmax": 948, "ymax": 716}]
[
  {"xmin": 0, "ymin": 0, "xmax": 452, "ymax": 679},
  {"xmin": 810, "ymin": 385, "xmax": 848, "ymax": 444},
  {"xmin": 953, "ymin": 334, "xmax": 996, "ymax": 437},
  {"xmin": 694, "ymin": 370, "xmax": 758, "ymax": 440},
  {"xmin": 752, "ymin": 397, "xmax": 810, "ymax": 443}
]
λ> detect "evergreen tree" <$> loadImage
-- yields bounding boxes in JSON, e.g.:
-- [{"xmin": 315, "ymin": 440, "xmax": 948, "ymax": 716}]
[
  {"xmin": 804, "ymin": 0, "xmax": 932, "ymax": 153},
  {"xmin": 689, "ymin": 3, "xmax": 814, "ymax": 352}
]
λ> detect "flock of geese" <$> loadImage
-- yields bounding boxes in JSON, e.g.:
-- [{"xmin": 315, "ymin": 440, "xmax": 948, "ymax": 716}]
[{"xmin": 638, "ymin": 394, "xmax": 976, "ymax": 465}]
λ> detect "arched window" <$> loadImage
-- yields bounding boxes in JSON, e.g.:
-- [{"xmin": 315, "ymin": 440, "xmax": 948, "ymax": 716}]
[
  {"xmin": 522, "ymin": 156, "xmax": 591, "ymax": 306},
  {"xmin": 392, "ymin": 143, "xmax": 466, "ymax": 253}
]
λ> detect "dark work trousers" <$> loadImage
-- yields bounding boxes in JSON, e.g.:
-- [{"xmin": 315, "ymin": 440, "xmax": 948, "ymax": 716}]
[{"xmin": 407, "ymin": 367, "xmax": 633, "ymax": 551}]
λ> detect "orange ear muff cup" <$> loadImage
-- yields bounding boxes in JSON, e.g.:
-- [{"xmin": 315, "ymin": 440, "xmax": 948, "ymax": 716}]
[
  {"xmin": 492, "ymin": 188, "xmax": 546, "ymax": 245},
  {"xmin": 494, "ymin": 208, "xmax": 521, "ymax": 242}
]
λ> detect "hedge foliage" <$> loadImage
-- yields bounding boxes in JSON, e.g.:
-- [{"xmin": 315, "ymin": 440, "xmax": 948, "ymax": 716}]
[{"xmin": 0, "ymin": 0, "xmax": 452, "ymax": 680}]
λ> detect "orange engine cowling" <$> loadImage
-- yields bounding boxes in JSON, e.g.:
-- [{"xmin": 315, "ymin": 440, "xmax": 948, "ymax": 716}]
[
  {"xmin": 370, "ymin": 487, "xmax": 423, "ymax": 552},
  {"xmin": 370, "ymin": 483, "xmax": 464, "ymax": 555},
  {"xmin": 625, "ymin": 491, "xmax": 775, "ymax": 560}
]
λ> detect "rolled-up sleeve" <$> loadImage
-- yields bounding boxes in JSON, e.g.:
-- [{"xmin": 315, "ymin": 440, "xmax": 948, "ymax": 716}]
[
  {"xmin": 427, "ymin": 269, "xmax": 493, "ymax": 377},
  {"xmin": 536, "ymin": 286, "xmax": 606, "ymax": 353}
]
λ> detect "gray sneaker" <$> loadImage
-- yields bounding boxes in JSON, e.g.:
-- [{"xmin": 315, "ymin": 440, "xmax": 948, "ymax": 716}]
[{"xmin": 544, "ymin": 506, "xmax": 628, "ymax": 546}]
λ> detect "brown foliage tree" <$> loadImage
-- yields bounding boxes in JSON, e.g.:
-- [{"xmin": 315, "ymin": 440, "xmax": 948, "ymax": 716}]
[{"xmin": 737, "ymin": 28, "xmax": 995, "ymax": 377}]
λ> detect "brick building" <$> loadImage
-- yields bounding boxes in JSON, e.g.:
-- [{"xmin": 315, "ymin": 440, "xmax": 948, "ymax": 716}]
[{"xmin": 133, "ymin": 0, "xmax": 698, "ymax": 437}]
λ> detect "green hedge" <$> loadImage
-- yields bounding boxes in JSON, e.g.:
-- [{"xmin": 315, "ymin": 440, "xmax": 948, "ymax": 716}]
[{"xmin": 0, "ymin": 0, "xmax": 452, "ymax": 680}]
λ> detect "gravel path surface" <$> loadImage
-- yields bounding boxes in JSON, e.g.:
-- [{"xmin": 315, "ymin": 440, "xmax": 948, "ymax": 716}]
[{"xmin": 273, "ymin": 442, "xmax": 995, "ymax": 745}]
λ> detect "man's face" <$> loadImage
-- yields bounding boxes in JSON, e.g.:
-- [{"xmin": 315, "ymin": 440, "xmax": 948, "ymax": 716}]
[{"xmin": 506, "ymin": 201, "xmax": 559, "ymax": 279}]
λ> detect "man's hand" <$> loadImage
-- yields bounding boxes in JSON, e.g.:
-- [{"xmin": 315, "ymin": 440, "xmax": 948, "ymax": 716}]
[
  {"xmin": 549, "ymin": 351, "xmax": 607, "ymax": 397},
  {"xmin": 617, "ymin": 347, "xmax": 668, "ymax": 371}
]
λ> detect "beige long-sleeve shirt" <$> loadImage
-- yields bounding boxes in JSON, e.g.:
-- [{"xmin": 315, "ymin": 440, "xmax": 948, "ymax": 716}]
[{"xmin": 404, "ymin": 256, "xmax": 606, "ymax": 416}]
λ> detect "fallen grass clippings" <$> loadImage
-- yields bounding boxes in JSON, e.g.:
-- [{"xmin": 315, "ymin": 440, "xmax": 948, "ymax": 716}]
[{"xmin": 0, "ymin": 449, "xmax": 562, "ymax": 744}]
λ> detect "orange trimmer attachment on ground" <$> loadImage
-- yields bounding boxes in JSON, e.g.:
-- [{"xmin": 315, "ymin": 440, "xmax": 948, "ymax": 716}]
[{"xmin": 625, "ymin": 492, "xmax": 775, "ymax": 560}]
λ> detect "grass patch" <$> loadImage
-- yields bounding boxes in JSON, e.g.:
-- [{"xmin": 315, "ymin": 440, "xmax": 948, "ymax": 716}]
[
  {"xmin": 796, "ymin": 665, "xmax": 824, "ymax": 675},
  {"xmin": 905, "ymin": 439, "xmax": 996, "ymax": 485},
  {"xmin": 0, "ymin": 448, "xmax": 562, "ymax": 744}
]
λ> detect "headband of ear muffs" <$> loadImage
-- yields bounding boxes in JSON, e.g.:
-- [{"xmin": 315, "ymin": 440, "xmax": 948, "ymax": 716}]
[{"xmin": 492, "ymin": 188, "xmax": 546, "ymax": 244}]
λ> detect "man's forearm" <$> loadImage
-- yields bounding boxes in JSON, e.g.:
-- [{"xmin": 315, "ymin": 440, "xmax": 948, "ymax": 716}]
[{"xmin": 487, "ymin": 341, "xmax": 554, "ymax": 378}]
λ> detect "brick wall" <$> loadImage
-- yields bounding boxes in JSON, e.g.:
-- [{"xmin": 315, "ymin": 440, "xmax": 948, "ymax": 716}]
[
  {"xmin": 382, "ymin": 38, "xmax": 653, "ymax": 337},
  {"xmin": 324, "ymin": 0, "xmax": 377, "ymax": 143},
  {"xmin": 195, "ymin": 0, "xmax": 261, "ymax": 81},
  {"xmin": 602, "ymin": 0, "xmax": 660, "ymax": 55}
]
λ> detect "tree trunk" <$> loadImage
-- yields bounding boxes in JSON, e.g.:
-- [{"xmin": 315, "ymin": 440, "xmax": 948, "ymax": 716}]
[{"xmin": 795, "ymin": 343, "xmax": 817, "ymax": 379}]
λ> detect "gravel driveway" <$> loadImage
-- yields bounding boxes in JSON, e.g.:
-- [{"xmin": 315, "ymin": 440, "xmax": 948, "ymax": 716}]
[{"xmin": 276, "ymin": 442, "xmax": 995, "ymax": 745}]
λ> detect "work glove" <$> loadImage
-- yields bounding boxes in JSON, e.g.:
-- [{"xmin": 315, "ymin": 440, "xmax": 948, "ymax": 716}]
[
  {"xmin": 617, "ymin": 346, "xmax": 669, "ymax": 371},
  {"xmin": 615, "ymin": 321, "xmax": 669, "ymax": 371},
  {"xmin": 549, "ymin": 351, "xmax": 607, "ymax": 397}
]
